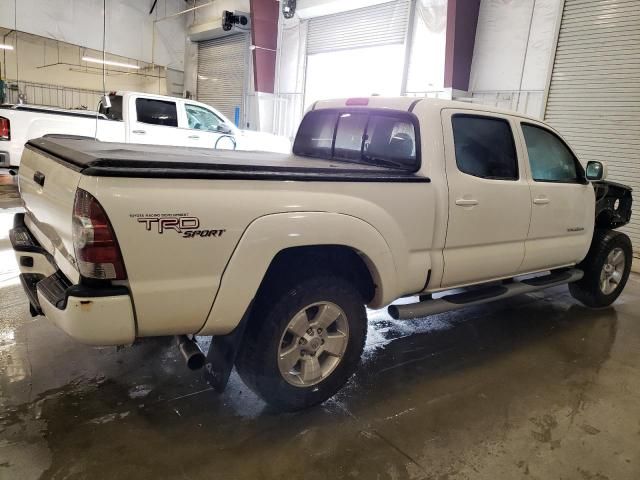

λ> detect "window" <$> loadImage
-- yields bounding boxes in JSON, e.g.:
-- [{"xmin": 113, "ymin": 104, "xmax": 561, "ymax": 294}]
[
  {"xmin": 135, "ymin": 98, "xmax": 178, "ymax": 127},
  {"xmin": 185, "ymin": 104, "xmax": 225, "ymax": 132},
  {"xmin": 334, "ymin": 113, "xmax": 368, "ymax": 160},
  {"xmin": 452, "ymin": 115, "xmax": 518, "ymax": 180},
  {"xmin": 99, "ymin": 95, "xmax": 123, "ymax": 121},
  {"xmin": 522, "ymin": 124, "xmax": 582, "ymax": 183},
  {"xmin": 365, "ymin": 115, "xmax": 417, "ymax": 167},
  {"xmin": 293, "ymin": 109, "xmax": 418, "ymax": 170},
  {"xmin": 293, "ymin": 111, "xmax": 338, "ymax": 159}
]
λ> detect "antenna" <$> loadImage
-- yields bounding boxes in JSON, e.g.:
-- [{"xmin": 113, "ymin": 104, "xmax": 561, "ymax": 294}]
[{"xmin": 95, "ymin": 0, "xmax": 107, "ymax": 140}]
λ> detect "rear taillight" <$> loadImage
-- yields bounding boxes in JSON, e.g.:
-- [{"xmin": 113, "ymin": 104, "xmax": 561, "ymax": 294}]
[
  {"xmin": 0, "ymin": 117, "xmax": 9, "ymax": 140},
  {"xmin": 72, "ymin": 189, "xmax": 126, "ymax": 280}
]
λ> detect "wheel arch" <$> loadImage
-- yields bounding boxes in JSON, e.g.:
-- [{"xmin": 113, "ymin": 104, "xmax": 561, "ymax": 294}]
[{"xmin": 197, "ymin": 212, "xmax": 397, "ymax": 336}]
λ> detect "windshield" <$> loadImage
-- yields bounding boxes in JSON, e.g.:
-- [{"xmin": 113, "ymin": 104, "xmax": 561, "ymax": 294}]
[{"xmin": 293, "ymin": 109, "xmax": 419, "ymax": 171}]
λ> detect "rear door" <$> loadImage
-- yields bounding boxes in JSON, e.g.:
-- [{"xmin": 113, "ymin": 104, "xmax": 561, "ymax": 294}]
[
  {"xmin": 128, "ymin": 96, "xmax": 187, "ymax": 146},
  {"xmin": 440, "ymin": 110, "xmax": 532, "ymax": 287},
  {"xmin": 516, "ymin": 121, "xmax": 594, "ymax": 271}
]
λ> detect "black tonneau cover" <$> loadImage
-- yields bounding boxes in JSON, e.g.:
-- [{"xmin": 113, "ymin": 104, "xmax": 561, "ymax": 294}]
[{"xmin": 26, "ymin": 136, "xmax": 430, "ymax": 183}]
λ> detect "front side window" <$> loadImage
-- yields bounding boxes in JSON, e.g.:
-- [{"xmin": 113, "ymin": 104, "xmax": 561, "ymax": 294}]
[
  {"xmin": 185, "ymin": 104, "xmax": 225, "ymax": 132},
  {"xmin": 522, "ymin": 124, "xmax": 582, "ymax": 182},
  {"xmin": 452, "ymin": 115, "xmax": 518, "ymax": 180},
  {"xmin": 135, "ymin": 98, "xmax": 178, "ymax": 127},
  {"xmin": 293, "ymin": 109, "xmax": 418, "ymax": 170}
]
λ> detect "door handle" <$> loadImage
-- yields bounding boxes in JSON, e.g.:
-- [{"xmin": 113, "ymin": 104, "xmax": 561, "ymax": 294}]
[
  {"xmin": 33, "ymin": 171, "xmax": 45, "ymax": 187},
  {"xmin": 455, "ymin": 198, "xmax": 479, "ymax": 206},
  {"xmin": 188, "ymin": 135, "xmax": 200, "ymax": 139},
  {"xmin": 533, "ymin": 197, "xmax": 550, "ymax": 205},
  {"xmin": 132, "ymin": 129, "xmax": 146, "ymax": 135}
]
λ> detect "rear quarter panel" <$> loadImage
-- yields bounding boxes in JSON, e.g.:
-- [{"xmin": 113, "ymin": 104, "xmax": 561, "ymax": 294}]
[{"xmin": 80, "ymin": 176, "xmax": 438, "ymax": 336}]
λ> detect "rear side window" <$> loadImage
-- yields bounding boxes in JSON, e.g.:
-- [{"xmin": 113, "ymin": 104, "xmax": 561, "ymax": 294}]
[
  {"xmin": 452, "ymin": 115, "xmax": 518, "ymax": 180},
  {"xmin": 293, "ymin": 109, "xmax": 418, "ymax": 170},
  {"xmin": 135, "ymin": 98, "xmax": 178, "ymax": 127},
  {"xmin": 522, "ymin": 124, "xmax": 582, "ymax": 182}
]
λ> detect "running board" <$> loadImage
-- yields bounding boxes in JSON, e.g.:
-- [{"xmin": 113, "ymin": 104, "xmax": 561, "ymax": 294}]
[{"xmin": 388, "ymin": 269, "xmax": 584, "ymax": 320}]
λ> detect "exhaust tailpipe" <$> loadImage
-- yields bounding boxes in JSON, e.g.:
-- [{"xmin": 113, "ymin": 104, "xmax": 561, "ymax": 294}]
[{"xmin": 175, "ymin": 335, "xmax": 205, "ymax": 370}]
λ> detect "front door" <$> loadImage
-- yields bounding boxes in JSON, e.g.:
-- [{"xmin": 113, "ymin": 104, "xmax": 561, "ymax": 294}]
[
  {"xmin": 516, "ymin": 121, "xmax": 595, "ymax": 272},
  {"xmin": 441, "ymin": 110, "xmax": 532, "ymax": 288},
  {"xmin": 183, "ymin": 103, "xmax": 236, "ymax": 150}
]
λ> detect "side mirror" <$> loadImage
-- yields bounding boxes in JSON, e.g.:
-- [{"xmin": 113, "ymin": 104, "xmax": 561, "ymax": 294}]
[
  {"xmin": 216, "ymin": 124, "xmax": 233, "ymax": 135},
  {"xmin": 586, "ymin": 161, "xmax": 607, "ymax": 181}
]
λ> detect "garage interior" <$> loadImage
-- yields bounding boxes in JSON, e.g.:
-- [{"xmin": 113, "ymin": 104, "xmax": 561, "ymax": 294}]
[{"xmin": 1, "ymin": 0, "xmax": 640, "ymax": 478}]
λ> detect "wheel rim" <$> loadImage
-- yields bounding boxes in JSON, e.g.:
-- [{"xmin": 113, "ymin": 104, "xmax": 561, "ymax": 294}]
[
  {"xmin": 599, "ymin": 247, "xmax": 625, "ymax": 295},
  {"xmin": 277, "ymin": 301, "xmax": 349, "ymax": 387}
]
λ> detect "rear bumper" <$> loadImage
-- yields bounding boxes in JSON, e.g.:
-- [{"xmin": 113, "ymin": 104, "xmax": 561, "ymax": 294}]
[{"xmin": 10, "ymin": 213, "xmax": 136, "ymax": 345}]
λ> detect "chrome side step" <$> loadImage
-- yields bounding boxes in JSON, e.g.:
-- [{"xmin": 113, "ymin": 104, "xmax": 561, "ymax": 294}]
[{"xmin": 388, "ymin": 269, "xmax": 584, "ymax": 320}]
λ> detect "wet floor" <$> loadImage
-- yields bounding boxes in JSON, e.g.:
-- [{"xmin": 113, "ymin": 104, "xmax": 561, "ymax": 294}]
[{"xmin": 1, "ymin": 184, "xmax": 640, "ymax": 479}]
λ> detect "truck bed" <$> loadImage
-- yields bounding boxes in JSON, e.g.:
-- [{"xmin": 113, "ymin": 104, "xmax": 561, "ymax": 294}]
[{"xmin": 26, "ymin": 136, "xmax": 430, "ymax": 183}]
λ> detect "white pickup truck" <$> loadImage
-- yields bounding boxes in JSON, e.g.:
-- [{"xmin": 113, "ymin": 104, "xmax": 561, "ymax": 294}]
[
  {"xmin": 10, "ymin": 97, "xmax": 633, "ymax": 410},
  {"xmin": 0, "ymin": 91, "xmax": 291, "ymax": 168}
]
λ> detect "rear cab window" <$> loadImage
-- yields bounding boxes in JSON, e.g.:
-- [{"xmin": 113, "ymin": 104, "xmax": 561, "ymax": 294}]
[
  {"xmin": 135, "ymin": 98, "xmax": 178, "ymax": 127},
  {"xmin": 293, "ymin": 108, "xmax": 420, "ymax": 171},
  {"xmin": 99, "ymin": 94, "xmax": 123, "ymax": 120}
]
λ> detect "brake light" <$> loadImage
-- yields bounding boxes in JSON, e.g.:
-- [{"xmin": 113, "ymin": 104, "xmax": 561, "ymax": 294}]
[
  {"xmin": 0, "ymin": 117, "xmax": 9, "ymax": 140},
  {"xmin": 72, "ymin": 189, "xmax": 126, "ymax": 280},
  {"xmin": 346, "ymin": 98, "xmax": 369, "ymax": 106}
]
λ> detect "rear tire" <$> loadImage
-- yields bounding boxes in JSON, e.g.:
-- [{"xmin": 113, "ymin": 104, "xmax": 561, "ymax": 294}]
[
  {"xmin": 235, "ymin": 275, "xmax": 367, "ymax": 411},
  {"xmin": 569, "ymin": 229, "xmax": 632, "ymax": 308}
]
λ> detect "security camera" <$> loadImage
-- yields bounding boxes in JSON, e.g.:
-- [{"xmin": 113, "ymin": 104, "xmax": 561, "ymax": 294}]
[
  {"xmin": 222, "ymin": 10, "xmax": 249, "ymax": 31},
  {"xmin": 282, "ymin": 0, "xmax": 296, "ymax": 19}
]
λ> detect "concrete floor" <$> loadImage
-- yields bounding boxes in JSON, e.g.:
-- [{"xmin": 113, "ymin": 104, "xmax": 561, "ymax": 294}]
[{"xmin": 1, "ymin": 176, "xmax": 640, "ymax": 479}]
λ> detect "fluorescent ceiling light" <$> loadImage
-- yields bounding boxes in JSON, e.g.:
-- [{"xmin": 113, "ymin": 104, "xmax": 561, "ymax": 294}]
[
  {"xmin": 0, "ymin": 44, "xmax": 14, "ymax": 50},
  {"xmin": 82, "ymin": 56, "xmax": 140, "ymax": 69}
]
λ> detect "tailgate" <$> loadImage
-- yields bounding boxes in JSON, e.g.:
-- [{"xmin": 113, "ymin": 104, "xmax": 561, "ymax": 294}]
[{"xmin": 18, "ymin": 146, "xmax": 82, "ymax": 283}]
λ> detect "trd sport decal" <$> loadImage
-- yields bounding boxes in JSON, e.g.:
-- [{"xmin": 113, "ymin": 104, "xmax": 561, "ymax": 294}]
[{"xmin": 130, "ymin": 213, "xmax": 225, "ymax": 238}]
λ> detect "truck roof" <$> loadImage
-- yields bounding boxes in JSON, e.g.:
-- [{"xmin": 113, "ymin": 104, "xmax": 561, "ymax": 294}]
[{"xmin": 312, "ymin": 97, "xmax": 541, "ymax": 122}]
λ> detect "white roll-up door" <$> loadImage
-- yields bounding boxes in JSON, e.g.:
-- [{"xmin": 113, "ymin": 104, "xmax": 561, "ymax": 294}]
[
  {"xmin": 306, "ymin": 0, "xmax": 410, "ymax": 55},
  {"xmin": 197, "ymin": 33, "xmax": 249, "ymax": 125},
  {"xmin": 544, "ymin": 0, "xmax": 640, "ymax": 254}
]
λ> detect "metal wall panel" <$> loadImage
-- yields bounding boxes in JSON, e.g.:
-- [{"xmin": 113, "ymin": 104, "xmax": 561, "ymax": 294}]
[
  {"xmin": 196, "ymin": 34, "xmax": 249, "ymax": 124},
  {"xmin": 545, "ymin": 0, "xmax": 640, "ymax": 253},
  {"xmin": 306, "ymin": 0, "xmax": 410, "ymax": 55}
]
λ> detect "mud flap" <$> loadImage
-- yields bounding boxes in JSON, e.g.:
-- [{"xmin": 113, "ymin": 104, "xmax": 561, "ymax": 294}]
[{"xmin": 203, "ymin": 301, "xmax": 253, "ymax": 392}]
